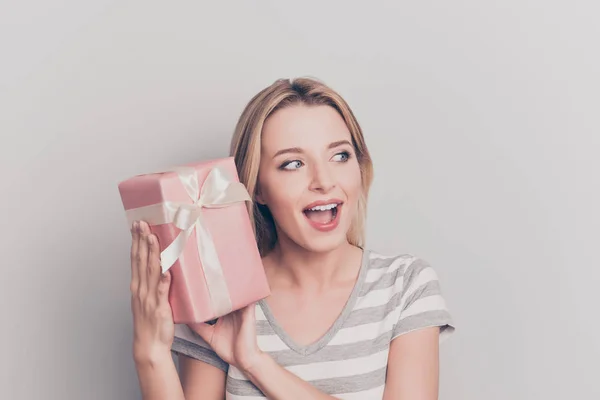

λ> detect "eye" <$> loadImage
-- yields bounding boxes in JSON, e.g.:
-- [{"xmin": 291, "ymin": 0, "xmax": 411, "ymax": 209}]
[
  {"xmin": 280, "ymin": 160, "xmax": 304, "ymax": 170},
  {"xmin": 331, "ymin": 151, "xmax": 351, "ymax": 162}
]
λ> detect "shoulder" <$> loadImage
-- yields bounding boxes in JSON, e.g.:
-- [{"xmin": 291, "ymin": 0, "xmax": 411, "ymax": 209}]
[
  {"xmin": 172, "ymin": 324, "xmax": 229, "ymax": 372},
  {"xmin": 365, "ymin": 249, "xmax": 438, "ymax": 279},
  {"xmin": 358, "ymin": 250, "xmax": 416, "ymax": 304},
  {"xmin": 365, "ymin": 250, "xmax": 416, "ymax": 271},
  {"xmin": 363, "ymin": 250, "xmax": 455, "ymax": 342},
  {"xmin": 362, "ymin": 250, "xmax": 446, "ymax": 303},
  {"xmin": 363, "ymin": 249, "xmax": 419, "ymax": 286}
]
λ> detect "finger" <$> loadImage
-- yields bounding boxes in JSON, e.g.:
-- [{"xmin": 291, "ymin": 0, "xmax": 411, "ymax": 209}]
[
  {"xmin": 147, "ymin": 234, "xmax": 161, "ymax": 295},
  {"xmin": 137, "ymin": 221, "xmax": 150, "ymax": 297},
  {"xmin": 130, "ymin": 221, "xmax": 140, "ymax": 293},
  {"xmin": 157, "ymin": 270, "xmax": 172, "ymax": 305}
]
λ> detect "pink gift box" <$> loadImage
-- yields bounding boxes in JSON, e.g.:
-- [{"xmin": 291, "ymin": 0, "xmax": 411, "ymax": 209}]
[{"xmin": 118, "ymin": 157, "xmax": 270, "ymax": 324}]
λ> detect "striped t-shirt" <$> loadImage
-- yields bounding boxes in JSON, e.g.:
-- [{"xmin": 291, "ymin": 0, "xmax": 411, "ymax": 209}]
[{"xmin": 171, "ymin": 250, "xmax": 455, "ymax": 399}]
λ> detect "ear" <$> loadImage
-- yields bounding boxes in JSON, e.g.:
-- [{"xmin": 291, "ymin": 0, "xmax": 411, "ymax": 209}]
[{"xmin": 254, "ymin": 185, "xmax": 266, "ymax": 205}]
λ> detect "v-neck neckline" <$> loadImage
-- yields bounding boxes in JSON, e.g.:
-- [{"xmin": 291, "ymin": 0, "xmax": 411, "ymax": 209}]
[{"xmin": 258, "ymin": 248, "xmax": 370, "ymax": 356}]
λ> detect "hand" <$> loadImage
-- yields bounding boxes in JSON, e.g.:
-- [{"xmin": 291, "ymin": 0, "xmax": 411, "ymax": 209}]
[
  {"xmin": 190, "ymin": 303, "xmax": 264, "ymax": 373},
  {"xmin": 129, "ymin": 220, "xmax": 174, "ymax": 364}
]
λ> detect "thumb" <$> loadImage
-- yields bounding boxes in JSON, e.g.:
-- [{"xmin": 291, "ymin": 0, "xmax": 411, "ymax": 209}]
[
  {"xmin": 241, "ymin": 302, "xmax": 256, "ymax": 323},
  {"xmin": 238, "ymin": 303, "xmax": 257, "ymax": 337},
  {"xmin": 189, "ymin": 322, "xmax": 214, "ymax": 346}
]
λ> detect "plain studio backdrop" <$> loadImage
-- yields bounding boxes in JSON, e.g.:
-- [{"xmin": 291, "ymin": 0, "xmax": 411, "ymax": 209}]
[{"xmin": 1, "ymin": 1, "xmax": 598, "ymax": 399}]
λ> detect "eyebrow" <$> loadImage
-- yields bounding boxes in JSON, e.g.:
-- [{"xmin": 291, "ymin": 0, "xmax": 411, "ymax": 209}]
[{"xmin": 272, "ymin": 140, "xmax": 353, "ymax": 158}]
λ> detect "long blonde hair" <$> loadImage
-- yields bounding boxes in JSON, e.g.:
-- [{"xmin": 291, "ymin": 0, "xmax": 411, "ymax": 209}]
[{"xmin": 229, "ymin": 77, "xmax": 374, "ymax": 255}]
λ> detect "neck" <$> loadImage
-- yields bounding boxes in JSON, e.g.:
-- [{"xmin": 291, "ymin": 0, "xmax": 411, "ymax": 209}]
[{"xmin": 265, "ymin": 236, "xmax": 362, "ymax": 293}]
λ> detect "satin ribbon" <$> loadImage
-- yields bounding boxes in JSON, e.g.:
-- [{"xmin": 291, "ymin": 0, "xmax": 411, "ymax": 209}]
[{"xmin": 124, "ymin": 165, "xmax": 251, "ymax": 317}]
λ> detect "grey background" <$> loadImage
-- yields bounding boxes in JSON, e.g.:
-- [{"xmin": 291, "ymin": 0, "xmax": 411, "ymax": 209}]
[{"xmin": 1, "ymin": 1, "xmax": 598, "ymax": 399}]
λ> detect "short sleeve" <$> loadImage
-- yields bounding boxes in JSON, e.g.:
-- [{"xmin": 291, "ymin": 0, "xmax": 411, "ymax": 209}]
[
  {"xmin": 171, "ymin": 324, "xmax": 229, "ymax": 372},
  {"xmin": 391, "ymin": 257, "xmax": 455, "ymax": 343}
]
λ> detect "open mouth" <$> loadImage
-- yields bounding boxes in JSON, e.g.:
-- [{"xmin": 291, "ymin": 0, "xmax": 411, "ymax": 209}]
[{"xmin": 302, "ymin": 201, "xmax": 343, "ymax": 230}]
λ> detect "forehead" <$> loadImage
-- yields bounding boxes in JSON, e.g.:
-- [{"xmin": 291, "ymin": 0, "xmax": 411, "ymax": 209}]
[{"xmin": 261, "ymin": 105, "xmax": 352, "ymax": 153}]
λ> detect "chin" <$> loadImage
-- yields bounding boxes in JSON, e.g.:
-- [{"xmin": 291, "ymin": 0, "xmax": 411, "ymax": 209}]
[
  {"xmin": 298, "ymin": 232, "xmax": 349, "ymax": 254},
  {"xmin": 295, "ymin": 216, "xmax": 354, "ymax": 254}
]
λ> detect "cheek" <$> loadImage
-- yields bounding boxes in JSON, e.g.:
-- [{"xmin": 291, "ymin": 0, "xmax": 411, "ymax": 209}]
[
  {"xmin": 264, "ymin": 190, "xmax": 303, "ymax": 229},
  {"xmin": 260, "ymin": 174, "xmax": 305, "ymax": 213},
  {"xmin": 338, "ymin": 165, "xmax": 363, "ymax": 199}
]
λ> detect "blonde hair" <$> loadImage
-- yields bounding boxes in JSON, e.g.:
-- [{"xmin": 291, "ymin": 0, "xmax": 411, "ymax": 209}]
[{"xmin": 229, "ymin": 77, "xmax": 374, "ymax": 255}]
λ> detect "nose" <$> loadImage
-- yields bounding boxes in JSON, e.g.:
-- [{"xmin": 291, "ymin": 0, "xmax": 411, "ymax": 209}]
[{"xmin": 309, "ymin": 162, "xmax": 336, "ymax": 193}]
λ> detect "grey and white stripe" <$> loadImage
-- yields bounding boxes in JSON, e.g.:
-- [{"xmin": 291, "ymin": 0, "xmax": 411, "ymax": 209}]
[{"xmin": 171, "ymin": 250, "xmax": 454, "ymax": 399}]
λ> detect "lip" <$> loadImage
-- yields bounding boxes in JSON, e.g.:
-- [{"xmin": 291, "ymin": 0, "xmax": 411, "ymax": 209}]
[{"xmin": 302, "ymin": 199, "xmax": 344, "ymax": 232}]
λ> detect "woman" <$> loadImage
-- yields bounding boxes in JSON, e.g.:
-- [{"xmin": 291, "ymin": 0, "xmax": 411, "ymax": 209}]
[{"xmin": 130, "ymin": 78, "xmax": 455, "ymax": 399}]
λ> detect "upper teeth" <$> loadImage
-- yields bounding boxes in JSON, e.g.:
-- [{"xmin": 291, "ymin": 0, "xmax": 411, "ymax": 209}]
[{"xmin": 308, "ymin": 203, "xmax": 338, "ymax": 211}]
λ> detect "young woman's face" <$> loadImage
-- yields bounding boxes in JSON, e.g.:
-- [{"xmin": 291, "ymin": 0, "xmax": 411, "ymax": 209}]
[{"xmin": 257, "ymin": 104, "xmax": 362, "ymax": 253}]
